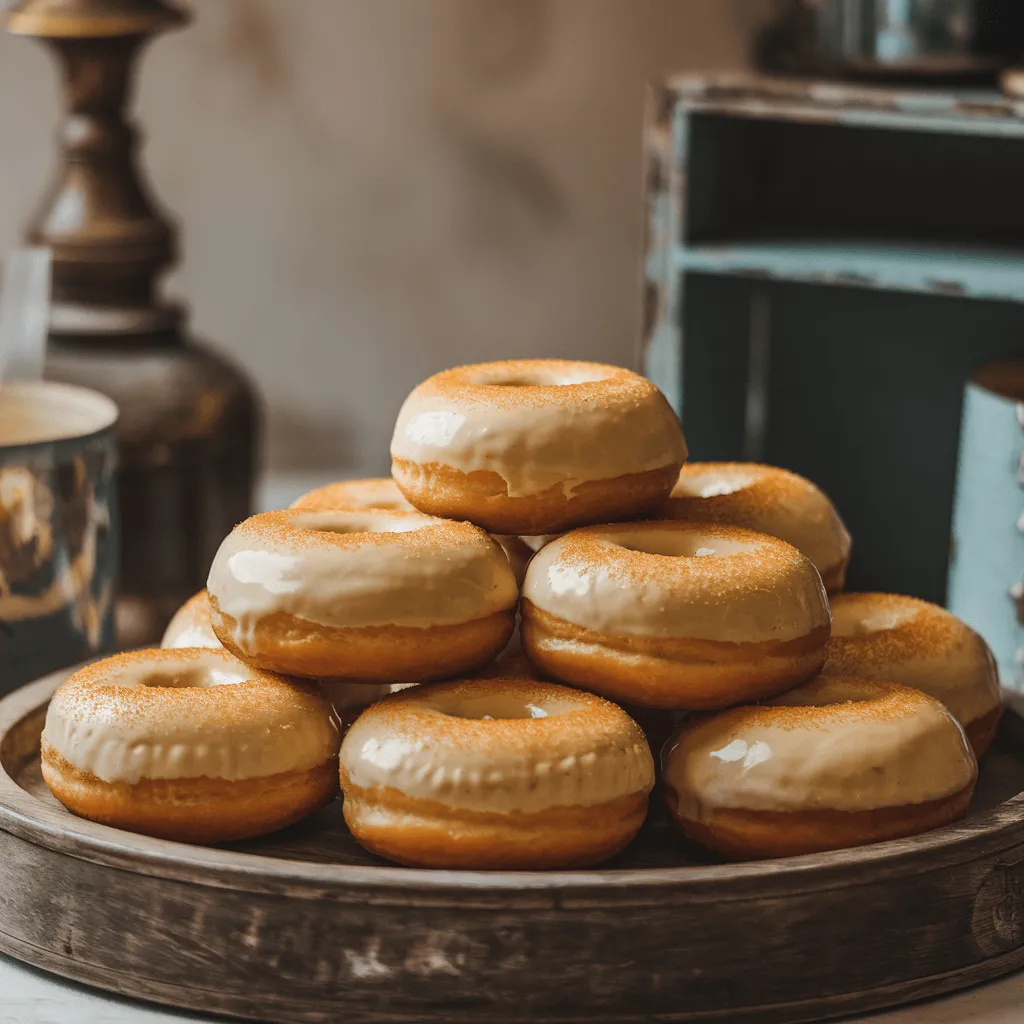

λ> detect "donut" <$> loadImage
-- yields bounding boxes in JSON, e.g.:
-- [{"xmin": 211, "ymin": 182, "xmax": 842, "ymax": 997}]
[
  {"xmin": 207, "ymin": 507, "xmax": 518, "ymax": 682},
  {"xmin": 41, "ymin": 648, "xmax": 340, "ymax": 843},
  {"xmin": 339, "ymin": 677, "xmax": 655, "ymax": 869},
  {"xmin": 390, "ymin": 359, "xmax": 687, "ymax": 534},
  {"xmin": 658, "ymin": 463, "xmax": 851, "ymax": 593},
  {"xmin": 161, "ymin": 589, "xmax": 221, "ymax": 649},
  {"xmin": 294, "ymin": 477, "xmax": 533, "ymax": 586},
  {"xmin": 521, "ymin": 522, "xmax": 830, "ymax": 709},
  {"xmin": 662, "ymin": 676, "xmax": 977, "ymax": 860},
  {"xmin": 825, "ymin": 593, "xmax": 1003, "ymax": 756}
]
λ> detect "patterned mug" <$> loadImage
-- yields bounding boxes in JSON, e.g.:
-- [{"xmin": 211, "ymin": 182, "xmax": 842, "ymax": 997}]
[{"xmin": 0, "ymin": 381, "xmax": 118, "ymax": 695}]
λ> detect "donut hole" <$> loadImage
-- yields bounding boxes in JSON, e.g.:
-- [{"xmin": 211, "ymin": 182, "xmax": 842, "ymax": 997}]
[
  {"xmin": 831, "ymin": 603, "xmax": 918, "ymax": 638},
  {"xmin": 431, "ymin": 692, "xmax": 577, "ymax": 721},
  {"xmin": 769, "ymin": 678, "xmax": 878, "ymax": 709},
  {"xmin": 291, "ymin": 510, "xmax": 428, "ymax": 536},
  {"xmin": 137, "ymin": 665, "xmax": 245, "ymax": 689},
  {"xmin": 488, "ymin": 377, "xmax": 544, "ymax": 388},
  {"xmin": 473, "ymin": 366, "xmax": 611, "ymax": 388},
  {"xmin": 673, "ymin": 467, "xmax": 758, "ymax": 499},
  {"xmin": 612, "ymin": 531, "xmax": 756, "ymax": 559}
]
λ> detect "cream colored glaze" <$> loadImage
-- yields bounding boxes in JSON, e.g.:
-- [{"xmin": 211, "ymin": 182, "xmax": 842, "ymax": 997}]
[
  {"xmin": 523, "ymin": 522, "xmax": 830, "ymax": 643},
  {"xmin": 161, "ymin": 590, "xmax": 221, "ymax": 650},
  {"xmin": 341, "ymin": 679, "xmax": 654, "ymax": 814},
  {"xmin": 207, "ymin": 509, "xmax": 518, "ymax": 653},
  {"xmin": 663, "ymin": 463, "xmax": 851, "ymax": 577},
  {"xmin": 826, "ymin": 593, "xmax": 1002, "ymax": 727},
  {"xmin": 664, "ymin": 676, "xmax": 976, "ymax": 815},
  {"xmin": 390, "ymin": 360, "xmax": 686, "ymax": 498},
  {"xmin": 42, "ymin": 648, "xmax": 340, "ymax": 785}
]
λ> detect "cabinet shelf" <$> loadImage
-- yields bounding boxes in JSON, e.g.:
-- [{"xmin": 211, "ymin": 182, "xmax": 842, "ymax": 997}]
[{"xmin": 674, "ymin": 242, "xmax": 1024, "ymax": 304}]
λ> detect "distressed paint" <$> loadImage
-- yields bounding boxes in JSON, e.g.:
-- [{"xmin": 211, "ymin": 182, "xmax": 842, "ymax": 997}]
[
  {"xmin": 668, "ymin": 73, "xmax": 1024, "ymax": 138},
  {"xmin": 673, "ymin": 242, "xmax": 1024, "ymax": 304},
  {"xmin": 949, "ymin": 377, "xmax": 1024, "ymax": 686}
]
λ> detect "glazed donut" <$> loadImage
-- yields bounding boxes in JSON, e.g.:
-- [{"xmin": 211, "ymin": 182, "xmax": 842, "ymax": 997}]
[
  {"xmin": 339, "ymin": 677, "xmax": 655, "ymax": 869},
  {"xmin": 658, "ymin": 463, "xmax": 851, "ymax": 593},
  {"xmin": 662, "ymin": 676, "xmax": 977, "ymax": 860},
  {"xmin": 825, "ymin": 593, "xmax": 1003, "ymax": 756},
  {"xmin": 294, "ymin": 477, "xmax": 533, "ymax": 586},
  {"xmin": 521, "ymin": 522, "xmax": 830, "ymax": 709},
  {"xmin": 161, "ymin": 589, "xmax": 221, "ymax": 649},
  {"xmin": 207, "ymin": 507, "xmax": 518, "ymax": 682},
  {"xmin": 390, "ymin": 359, "xmax": 687, "ymax": 534},
  {"xmin": 41, "ymin": 648, "xmax": 340, "ymax": 843}
]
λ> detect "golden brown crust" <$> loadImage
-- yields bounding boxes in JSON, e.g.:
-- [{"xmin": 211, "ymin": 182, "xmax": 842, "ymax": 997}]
[
  {"xmin": 340, "ymin": 778, "xmax": 648, "ymax": 869},
  {"xmin": 392, "ymin": 459, "xmax": 680, "ymax": 536},
  {"xmin": 41, "ymin": 745, "xmax": 338, "ymax": 844},
  {"xmin": 211, "ymin": 596, "xmax": 515, "ymax": 682},
  {"xmin": 663, "ymin": 783, "xmax": 974, "ymax": 861},
  {"xmin": 520, "ymin": 600, "xmax": 828, "ymax": 710}
]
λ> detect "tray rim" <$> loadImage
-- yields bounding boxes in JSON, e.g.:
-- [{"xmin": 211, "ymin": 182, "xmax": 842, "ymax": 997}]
[{"xmin": 3, "ymin": 666, "xmax": 1024, "ymax": 903}]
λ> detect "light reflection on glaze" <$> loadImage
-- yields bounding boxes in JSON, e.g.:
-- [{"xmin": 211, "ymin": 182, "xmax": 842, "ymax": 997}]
[
  {"xmin": 402, "ymin": 410, "xmax": 467, "ymax": 448},
  {"xmin": 228, "ymin": 550, "xmax": 301, "ymax": 594},
  {"xmin": 709, "ymin": 738, "xmax": 773, "ymax": 770}
]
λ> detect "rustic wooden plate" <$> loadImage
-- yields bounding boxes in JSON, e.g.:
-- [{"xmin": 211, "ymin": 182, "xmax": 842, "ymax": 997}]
[{"xmin": 2, "ymin": 668, "xmax": 1024, "ymax": 1024}]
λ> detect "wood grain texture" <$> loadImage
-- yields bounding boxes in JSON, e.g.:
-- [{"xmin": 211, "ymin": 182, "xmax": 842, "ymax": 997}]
[{"xmin": 3, "ymin": 668, "xmax": 1024, "ymax": 1023}]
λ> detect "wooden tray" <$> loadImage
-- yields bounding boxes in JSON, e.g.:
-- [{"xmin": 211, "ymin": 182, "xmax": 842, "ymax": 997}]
[{"xmin": 3, "ymin": 669, "xmax": 1024, "ymax": 1024}]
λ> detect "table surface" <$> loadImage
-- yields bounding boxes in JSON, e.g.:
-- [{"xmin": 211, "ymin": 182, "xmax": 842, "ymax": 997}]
[
  {"xmin": 2, "ymin": 953, "xmax": 1024, "ymax": 1024},
  {"xmin": 4, "ymin": 471, "xmax": 1020, "ymax": 1023}
]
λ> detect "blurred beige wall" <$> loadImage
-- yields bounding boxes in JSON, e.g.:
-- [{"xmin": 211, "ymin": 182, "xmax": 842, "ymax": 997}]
[{"xmin": 0, "ymin": 0, "xmax": 768, "ymax": 478}]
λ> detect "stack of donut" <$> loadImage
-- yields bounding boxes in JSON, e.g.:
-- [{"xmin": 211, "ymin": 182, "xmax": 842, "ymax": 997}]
[{"xmin": 40, "ymin": 359, "xmax": 1001, "ymax": 869}]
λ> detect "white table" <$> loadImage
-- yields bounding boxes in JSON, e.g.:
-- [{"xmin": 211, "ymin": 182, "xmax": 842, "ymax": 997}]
[{"xmin": 2, "ymin": 953, "xmax": 1023, "ymax": 1024}]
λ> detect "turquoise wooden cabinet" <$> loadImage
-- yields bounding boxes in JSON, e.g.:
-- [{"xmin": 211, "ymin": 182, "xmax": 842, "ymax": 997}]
[{"xmin": 644, "ymin": 74, "xmax": 1024, "ymax": 606}]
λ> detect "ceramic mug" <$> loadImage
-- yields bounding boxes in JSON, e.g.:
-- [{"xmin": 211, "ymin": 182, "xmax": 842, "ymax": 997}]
[{"xmin": 0, "ymin": 381, "xmax": 118, "ymax": 695}]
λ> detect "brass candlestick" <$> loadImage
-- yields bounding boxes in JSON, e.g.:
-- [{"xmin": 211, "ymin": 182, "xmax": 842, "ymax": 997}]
[{"xmin": 4, "ymin": 0, "xmax": 261, "ymax": 647}]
